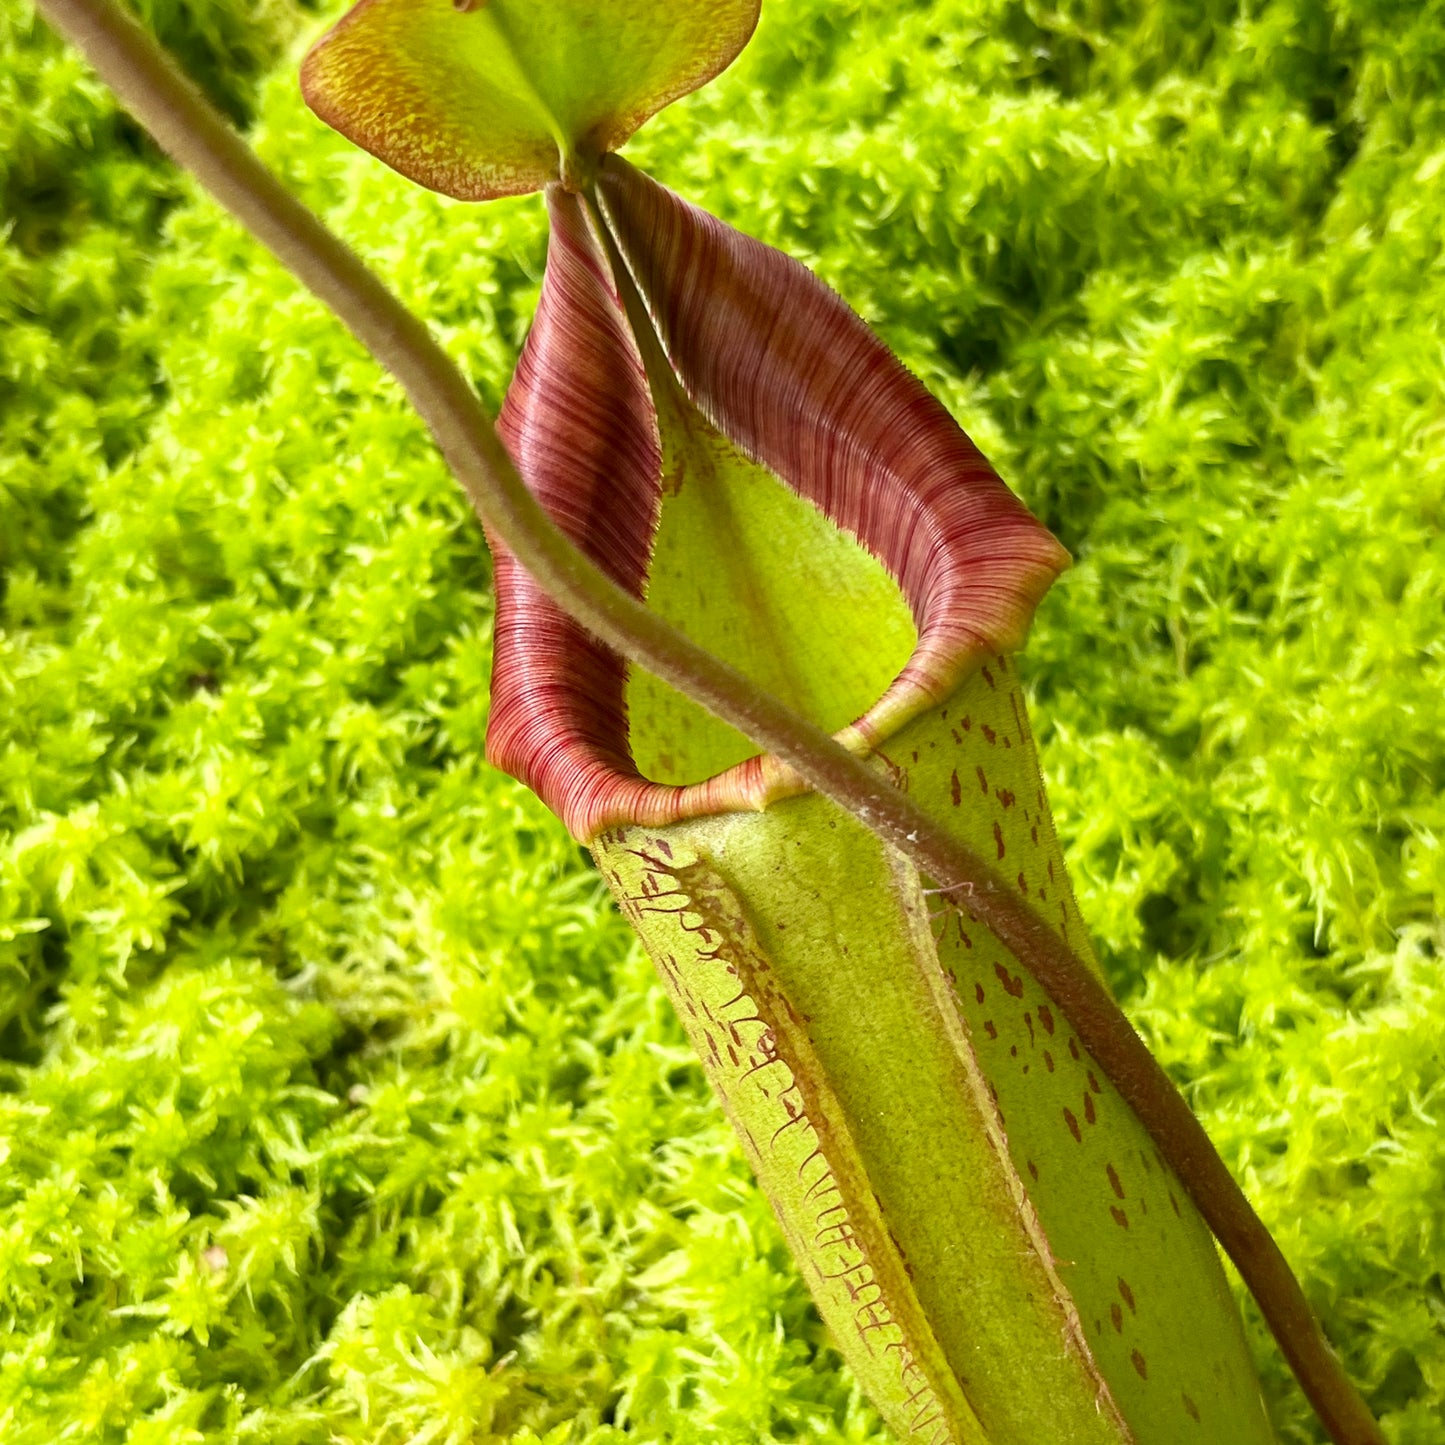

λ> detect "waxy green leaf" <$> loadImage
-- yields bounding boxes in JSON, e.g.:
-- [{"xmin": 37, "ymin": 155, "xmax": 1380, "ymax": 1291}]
[{"xmin": 301, "ymin": 0, "xmax": 760, "ymax": 199}]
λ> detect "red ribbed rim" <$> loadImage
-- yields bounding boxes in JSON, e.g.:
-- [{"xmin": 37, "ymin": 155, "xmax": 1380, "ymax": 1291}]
[{"xmin": 485, "ymin": 166, "xmax": 1069, "ymax": 841}]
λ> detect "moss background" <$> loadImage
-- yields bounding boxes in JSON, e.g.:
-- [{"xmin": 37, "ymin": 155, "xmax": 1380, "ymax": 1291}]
[{"xmin": 2, "ymin": 0, "xmax": 1443, "ymax": 1440}]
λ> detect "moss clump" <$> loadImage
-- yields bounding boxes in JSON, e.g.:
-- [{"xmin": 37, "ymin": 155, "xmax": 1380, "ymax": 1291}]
[{"xmin": 2, "ymin": 0, "xmax": 1442, "ymax": 1441}]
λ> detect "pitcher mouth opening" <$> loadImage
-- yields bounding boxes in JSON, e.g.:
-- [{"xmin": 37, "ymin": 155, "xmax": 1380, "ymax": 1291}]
[{"xmin": 485, "ymin": 160, "xmax": 1069, "ymax": 843}]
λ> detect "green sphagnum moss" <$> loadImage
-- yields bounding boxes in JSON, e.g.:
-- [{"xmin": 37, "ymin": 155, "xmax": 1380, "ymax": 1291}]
[{"xmin": 1, "ymin": 0, "xmax": 1442, "ymax": 1441}]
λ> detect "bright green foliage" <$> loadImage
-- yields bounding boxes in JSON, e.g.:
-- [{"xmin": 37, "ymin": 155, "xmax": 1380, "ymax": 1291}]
[
  {"xmin": 1, "ymin": 2, "xmax": 1442, "ymax": 1444},
  {"xmin": 0, "ymin": 0, "xmax": 302, "ymax": 597}
]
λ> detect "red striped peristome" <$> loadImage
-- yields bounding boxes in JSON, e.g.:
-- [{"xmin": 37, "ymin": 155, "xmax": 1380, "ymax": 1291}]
[{"xmin": 486, "ymin": 172, "xmax": 1071, "ymax": 842}]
